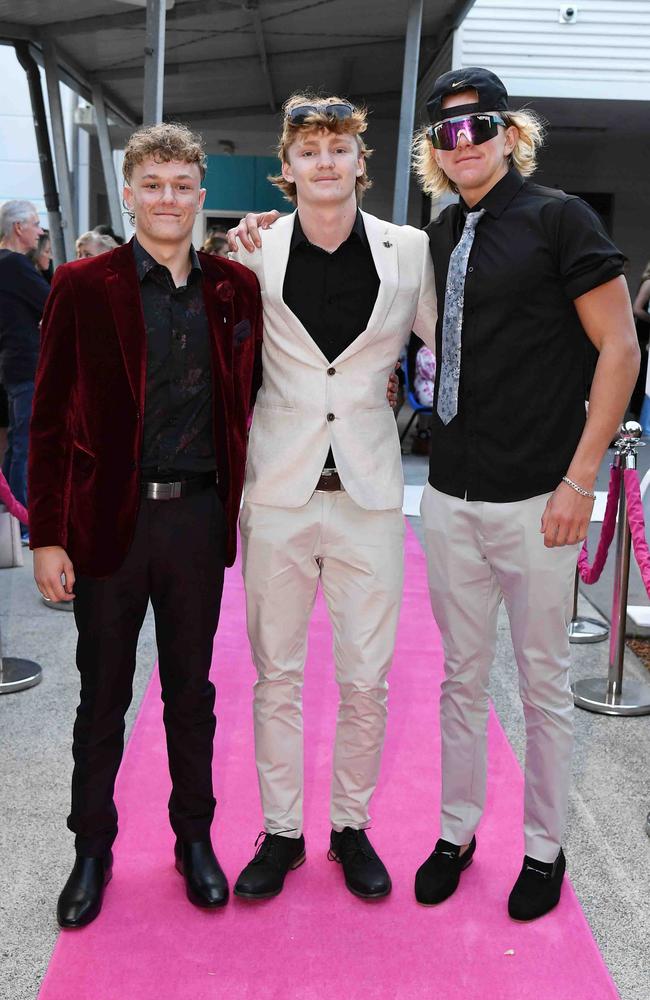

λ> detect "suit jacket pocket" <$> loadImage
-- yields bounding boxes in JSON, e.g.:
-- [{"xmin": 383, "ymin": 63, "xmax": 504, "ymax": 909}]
[
  {"xmin": 234, "ymin": 319, "xmax": 252, "ymax": 346},
  {"xmin": 71, "ymin": 440, "xmax": 96, "ymax": 479}
]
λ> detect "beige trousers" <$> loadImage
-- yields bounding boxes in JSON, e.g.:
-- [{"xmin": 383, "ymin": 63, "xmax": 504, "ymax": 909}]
[
  {"xmin": 240, "ymin": 491, "xmax": 404, "ymax": 838},
  {"xmin": 421, "ymin": 484, "xmax": 578, "ymax": 862}
]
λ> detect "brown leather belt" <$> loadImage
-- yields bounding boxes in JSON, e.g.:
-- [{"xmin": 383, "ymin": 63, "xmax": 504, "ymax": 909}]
[
  {"xmin": 314, "ymin": 470, "xmax": 343, "ymax": 492},
  {"xmin": 141, "ymin": 471, "xmax": 216, "ymax": 500}
]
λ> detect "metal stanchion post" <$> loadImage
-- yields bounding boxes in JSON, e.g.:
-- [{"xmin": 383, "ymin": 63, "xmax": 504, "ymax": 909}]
[
  {"xmin": 568, "ymin": 567, "xmax": 609, "ymax": 643},
  {"xmin": 573, "ymin": 422, "xmax": 650, "ymax": 715},
  {"xmin": 0, "ymin": 617, "xmax": 41, "ymax": 695}
]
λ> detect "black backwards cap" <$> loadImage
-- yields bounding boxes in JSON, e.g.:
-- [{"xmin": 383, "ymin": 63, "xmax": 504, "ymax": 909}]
[{"xmin": 426, "ymin": 67, "xmax": 509, "ymax": 125}]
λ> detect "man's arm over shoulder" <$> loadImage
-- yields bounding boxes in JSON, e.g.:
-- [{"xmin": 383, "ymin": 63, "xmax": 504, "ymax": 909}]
[
  {"xmin": 412, "ymin": 228, "xmax": 437, "ymax": 352},
  {"xmin": 28, "ymin": 265, "xmax": 77, "ymax": 549}
]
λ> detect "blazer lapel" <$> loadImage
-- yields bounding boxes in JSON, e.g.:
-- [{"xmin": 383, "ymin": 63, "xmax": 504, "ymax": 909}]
[
  {"xmin": 105, "ymin": 243, "xmax": 147, "ymax": 410},
  {"xmin": 261, "ymin": 212, "xmax": 329, "ymax": 364},
  {"xmin": 333, "ymin": 210, "xmax": 400, "ymax": 365}
]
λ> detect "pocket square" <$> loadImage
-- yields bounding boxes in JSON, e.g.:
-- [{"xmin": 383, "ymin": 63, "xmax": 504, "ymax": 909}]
[{"xmin": 234, "ymin": 319, "xmax": 252, "ymax": 345}]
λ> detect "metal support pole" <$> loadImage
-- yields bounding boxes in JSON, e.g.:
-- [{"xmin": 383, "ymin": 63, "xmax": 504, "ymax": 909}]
[
  {"xmin": 392, "ymin": 0, "xmax": 424, "ymax": 225},
  {"xmin": 568, "ymin": 568, "xmax": 609, "ymax": 643},
  {"xmin": 143, "ymin": 0, "xmax": 166, "ymax": 125},
  {"xmin": 573, "ymin": 422, "xmax": 650, "ymax": 715},
  {"xmin": 13, "ymin": 43, "xmax": 66, "ymax": 268},
  {"xmin": 42, "ymin": 37, "xmax": 76, "ymax": 261},
  {"xmin": 92, "ymin": 84, "xmax": 126, "ymax": 239},
  {"xmin": 0, "ymin": 613, "xmax": 41, "ymax": 695}
]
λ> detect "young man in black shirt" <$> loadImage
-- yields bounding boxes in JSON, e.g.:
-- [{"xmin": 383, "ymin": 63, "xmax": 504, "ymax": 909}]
[
  {"xmin": 228, "ymin": 94, "xmax": 436, "ymax": 901},
  {"xmin": 412, "ymin": 67, "xmax": 639, "ymax": 920}
]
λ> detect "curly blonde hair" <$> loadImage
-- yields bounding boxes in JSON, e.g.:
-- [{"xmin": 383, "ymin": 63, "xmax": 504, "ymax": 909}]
[
  {"xmin": 412, "ymin": 109, "xmax": 546, "ymax": 199},
  {"xmin": 122, "ymin": 121, "xmax": 207, "ymax": 183},
  {"xmin": 269, "ymin": 92, "xmax": 373, "ymax": 205}
]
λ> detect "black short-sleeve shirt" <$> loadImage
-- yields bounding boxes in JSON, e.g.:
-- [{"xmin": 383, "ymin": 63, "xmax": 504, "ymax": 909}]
[{"xmin": 425, "ymin": 169, "xmax": 625, "ymax": 502}]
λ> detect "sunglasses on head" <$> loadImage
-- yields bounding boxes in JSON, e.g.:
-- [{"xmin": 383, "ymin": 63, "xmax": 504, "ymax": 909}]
[
  {"xmin": 426, "ymin": 112, "xmax": 506, "ymax": 151},
  {"xmin": 287, "ymin": 102, "xmax": 355, "ymax": 126}
]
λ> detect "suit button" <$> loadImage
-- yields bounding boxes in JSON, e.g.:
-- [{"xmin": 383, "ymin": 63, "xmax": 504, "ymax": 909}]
[
  {"xmin": 327, "ymin": 412, "xmax": 335, "ymax": 422},
  {"xmin": 327, "ymin": 367, "xmax": 336, "ymax": 376}
]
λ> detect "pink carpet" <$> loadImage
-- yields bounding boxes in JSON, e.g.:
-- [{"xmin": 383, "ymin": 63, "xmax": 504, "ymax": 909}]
[{"xmin": 38, "ymin": 524, "xmax": 619, "ymax": 1000}]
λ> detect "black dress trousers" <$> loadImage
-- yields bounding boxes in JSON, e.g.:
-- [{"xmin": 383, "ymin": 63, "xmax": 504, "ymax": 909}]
[{"xmin": 69, "ymin": 485, "xmax": 227, "ymax": 856}]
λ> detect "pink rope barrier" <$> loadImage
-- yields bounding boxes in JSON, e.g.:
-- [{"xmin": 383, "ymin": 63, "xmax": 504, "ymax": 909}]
[
  {"xmin": 577, "ymin": 465, "xmax": 620, "ymax": 584},
  {"xmin": 624, "ymin": 468, "xmax": 650, "ymax": 598},
  {"xmin": 0, "ymin": 469, "xmax": 28, "ymax": 525}
]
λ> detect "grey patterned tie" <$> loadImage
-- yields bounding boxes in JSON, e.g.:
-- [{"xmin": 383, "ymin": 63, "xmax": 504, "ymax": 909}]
[{"xmin": 436, "ymin": 208, "xmax": 485, "ymax": 425}]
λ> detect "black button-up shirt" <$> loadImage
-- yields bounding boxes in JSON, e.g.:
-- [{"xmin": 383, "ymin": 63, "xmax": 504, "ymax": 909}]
[
  {"xmin": 425, "ymin": 170, "xmax": 625, "ymax": 502},
  {"xmin": 283, "ymin": 210, "xmax": 379, "ymax": 468},
  {"xmin": 134, "ymin": 238, "xmax": 215, "ymax": 478}
]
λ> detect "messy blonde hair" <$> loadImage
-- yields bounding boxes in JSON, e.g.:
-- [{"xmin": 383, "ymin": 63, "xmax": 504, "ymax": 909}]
[
  {"xmin": 412, "ymin": 108, "xmax": 546, "ymax": 199},
  {"xmin": 269, "ymin": 92, "xmax": 373, "ymax": 205},
  {"xmin": 122, "ymin": 121, "xmax": 207, "ymax": 183}
]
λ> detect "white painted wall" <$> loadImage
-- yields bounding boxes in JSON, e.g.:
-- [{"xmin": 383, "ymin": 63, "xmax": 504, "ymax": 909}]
[
  {"xmin": 456, "ymin": 0, "xmax": 650, "ymax": 100},
  {"xmin": 0, "ymin": 44, "xmax": 87, "ymax": 236}
]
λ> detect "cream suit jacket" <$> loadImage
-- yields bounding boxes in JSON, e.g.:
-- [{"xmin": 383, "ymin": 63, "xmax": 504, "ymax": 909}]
[{"xmin": 233, "ymin": 209, "xmax": 437, "ymax": 510}]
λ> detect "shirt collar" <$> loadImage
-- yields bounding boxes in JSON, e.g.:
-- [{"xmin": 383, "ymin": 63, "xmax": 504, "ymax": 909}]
[
  {"xmin": 290, "ymin": 209, "xmax": 368, "ymax": 251},
  {"xmin": 460, "ymin": 168, "xmax": 524, "ymax": 220},
  {"xmin": 132, "ymin": 236, "xmax": 202, "ymax": 283}
]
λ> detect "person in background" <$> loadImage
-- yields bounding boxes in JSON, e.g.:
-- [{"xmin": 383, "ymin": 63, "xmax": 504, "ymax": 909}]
[
  {"xmin": 630, "ymin": 261, "xmax": 650, "ymax": 419},
  {"xmin": 411, "ymin": 341, "xmax": 436, "ymax": 455},
  {"xmin": 93, "ymin": 223, "xmax": 125, "ymax": 246},
  {"xmin": 0, "ymin": 200, "xmax": 50, "ymax": 544},
  {"xmin": 76, "ymin": 231, "xmax": 118, "ymax": 259},
  {"xmin": 201, "ymin": 230, "xmax": 229, "ymax": 257},
  {"xmin": 28, "ymin": 230, "xmax": 53, "ymax": 283}
]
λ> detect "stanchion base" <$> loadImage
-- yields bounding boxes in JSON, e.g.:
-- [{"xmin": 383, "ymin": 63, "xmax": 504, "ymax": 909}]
[
  {"xmin": 573, "ymin": 677, "xmax": 650, "ymax": 716},
  {"xmin": 568, "ymin": 617, "xmax": 609, "ymax": 644},
  {"xmin": 0, "ymin": 657, "xmax": 42, "ymax": 695},
  {"xmin": 41, "ymin": 596, "xmax": 74, "ymax": 612}
]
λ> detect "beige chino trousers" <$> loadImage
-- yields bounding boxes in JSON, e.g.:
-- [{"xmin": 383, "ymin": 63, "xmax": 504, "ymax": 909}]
[
  {"xmin": 421, "ymin": 484, "xmax": 579, "ymax": 863},
  {"xmin": 240, "ymin": 491, "xmax": 404, "ymax": 838}
]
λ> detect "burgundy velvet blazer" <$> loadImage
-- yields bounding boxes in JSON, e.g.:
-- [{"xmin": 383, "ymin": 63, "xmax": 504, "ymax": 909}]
[{"xmin": 28, "ymin": 240, "xmax": 262, "ymax": 577}]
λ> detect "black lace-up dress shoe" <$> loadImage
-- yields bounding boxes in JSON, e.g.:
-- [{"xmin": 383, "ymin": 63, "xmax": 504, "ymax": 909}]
[
  {"xmin": 414, "ymin": 836, "xmax": 476, "ymax": 905},
  {"xmin": 57, "ymin": 851, "xmax": 113, "ymax": 928},
  {"xmin": 234, "ymin": 832, "xmax": 306, "ymax": 899},
  {"xmin": 508, "ymin": 848, "xmax": 566, "ymax": 921},
  {"xmin": 328, "ymin": 828, "xmax": 391, "ymax": 899},
  {"xmin": 174, "ymin": 839, "xmax": 229, "ymax": 908}
]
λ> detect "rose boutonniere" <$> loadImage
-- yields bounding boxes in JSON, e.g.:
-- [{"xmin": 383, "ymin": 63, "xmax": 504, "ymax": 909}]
[{"xmin": 216, "ymin": 280, "xmax": 234, "ymax": 303}]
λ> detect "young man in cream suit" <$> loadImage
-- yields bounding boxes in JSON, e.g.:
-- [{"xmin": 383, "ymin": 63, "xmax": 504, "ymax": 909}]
[{"xmin": 228, "ymin": 94, "xmax": 436, "ymax": 900}]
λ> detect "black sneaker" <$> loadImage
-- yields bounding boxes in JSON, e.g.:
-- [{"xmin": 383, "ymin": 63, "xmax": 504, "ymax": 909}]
[
  {"xmin": 508, "ymin": 848, "xmax": 566, "ymax": 921},
  {"xmin": 328, "ymin": 828, "xmax": 391, "ymax": 899},
  {"xmin": 234, "ymin": 832, "xmax": 305, "ymax": 900},
  {"xmin": 414, "ymin": 836, "xmax": 476, "ymax": 905}
]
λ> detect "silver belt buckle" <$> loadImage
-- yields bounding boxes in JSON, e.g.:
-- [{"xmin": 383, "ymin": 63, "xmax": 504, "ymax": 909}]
[{"xmin": 148, "ymin": 480, "xmax": 182, "ymax": 500}]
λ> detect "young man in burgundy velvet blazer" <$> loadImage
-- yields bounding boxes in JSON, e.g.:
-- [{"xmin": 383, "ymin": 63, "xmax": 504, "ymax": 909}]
[{"xmin": 28, "ymin": 123, "xmax": 262, "ymax": 927}]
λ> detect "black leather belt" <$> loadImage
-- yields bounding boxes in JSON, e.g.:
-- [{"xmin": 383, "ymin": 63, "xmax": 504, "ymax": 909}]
[
  {"xmin": 141, "ymin": 472, "xmax": 216, "ymax": 500},
  {"xmin": 314, "ymin": 470, "xmax": 343, "ymax": 492}
]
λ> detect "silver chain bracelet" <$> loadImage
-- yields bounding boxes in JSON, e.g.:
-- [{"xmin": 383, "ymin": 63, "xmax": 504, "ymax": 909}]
[{"xmin": 562, "ymin": 475, "xmax": 596, "ymax": 500}]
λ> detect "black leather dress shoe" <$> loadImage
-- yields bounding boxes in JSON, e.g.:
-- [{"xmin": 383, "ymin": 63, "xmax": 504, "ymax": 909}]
[
  {"xmin": 57, "ymin": 851, "xmax": 113, "ymax": 928},
  {"xmin": 174, "ymin": 839, "xmax": 229, "ymax": 908},
  {"xmin": 508, "ymin": 848, "xmax": 565, "ymax": 921},
  {"xmin": 234, "ymin": 832, "xmax": 306, "ymax": 900},
  {"xmin": 328, "ymin": 828, "xmax": 391, "ymax": 899},
  {"xmin": 414, "ymin": 836, "xmax": 476, "ymax": 905}
]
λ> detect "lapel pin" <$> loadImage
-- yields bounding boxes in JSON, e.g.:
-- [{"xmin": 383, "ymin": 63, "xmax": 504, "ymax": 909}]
[{"xmin": 383, "ymin": 240, "xmax": 393, "ymax": 248}]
